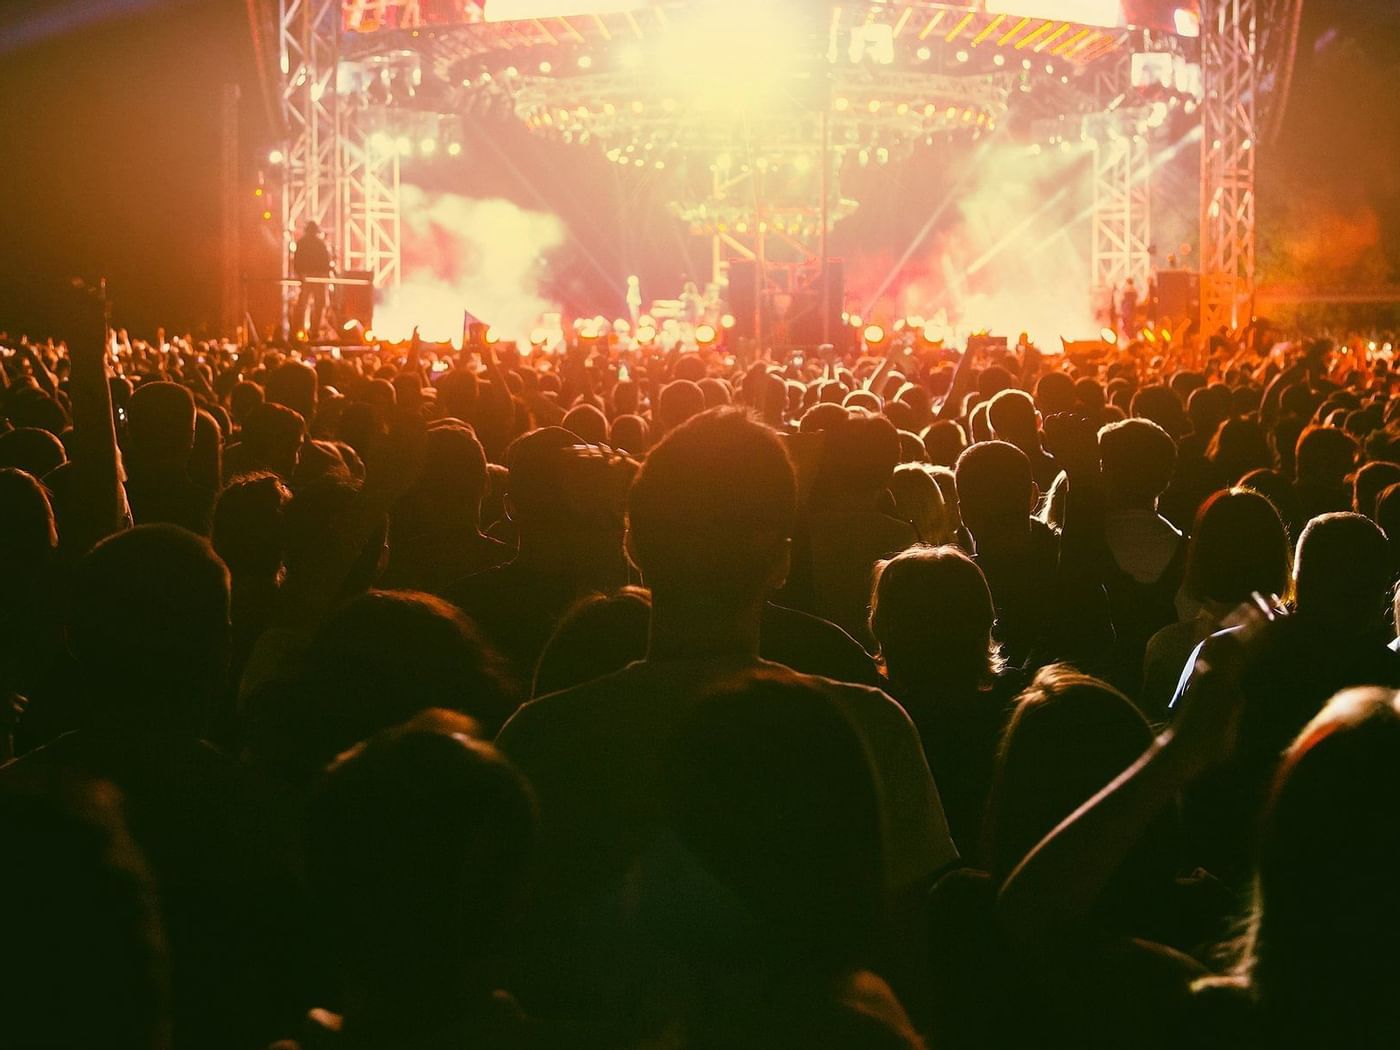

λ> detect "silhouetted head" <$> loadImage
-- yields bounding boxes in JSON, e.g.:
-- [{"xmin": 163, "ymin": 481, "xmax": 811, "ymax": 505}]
[
  {"xmin": 984, "ymin": 665, "xmax": 1154, "ymax": 881},
  {"xmin": 1295, "ymin": 426, "xmax": 1357, "ymax": 486},
  {"xmin": 799, "ymin": 402, "xmax": 849, "ymax": 434},
  {"xmin": 303, "ymin": 589, "xmax": 516, "ymax": 753},
  {"xmin": 661, "ymin": 669, "xmax": 885, "ymax": 964},
  {"xmin": 212, "ymin": 473, "xmax": 290, "ymax": 582},
  {"xmin": 1185, "ymin": 488, "xmax": 1291, "ymax": 607},
  {"xmin": 870, "ymin": 545, "xmax": 1001, "ymax": 695},
  {"xmin": 561, "ymin": 403, "xmax": 609, "ymax": 445},
  {"xmin": 264, "ymin": 361, "xmax": 318, "ymax": 425},
  {"xmin": 228, "ymin": 381, "xmax": 265, "ymax": 427},
  {"xmin": 627, "ymin": 408, "xmax": 795, "ymax": 606},
  {"xmin": 0, "ymin": 468, "xmax": 57, "ymax": 573},
  {"xmin": 0, "ymin": 783, "xmax": 169, "ymax": 1050},
  {"xmin": 812, "ymin": 414, "xmax": 902, "ymax": 504},
  {"xmin": 609, "ymin": 413, "xmax": 651, "ymax": 454},
  {"xmin": 987, "ymin": 389, "xmax": 1040, "ymax": 450},
  {"xmin": 306, "ymin": 723, "xmax": 536, "ymax": 992},
  {"xmin": 68, "ymin": 525, "xmax": 230, "ymax": 729},
  {"xmin": 126, "ymin": 383, "xmax": 196, "ymax": 468},
  {"xmin": 1129, "ymin": 384, "xmax": 1187, "ymax": 440},
  {"xmin": 397, "ymin": 424, "xmax": 488, "ymax": 533},
  {"xmin": 1207, "ymin": 417, "xmax": 1273, "ymax": 486},
  {"xmin": 921, "ymin": 419, "xmax": 967, "ymax": 467},
  {"xmin": 656, "ymin": 380, "xmax": 707, "ymax": 435},
  {"xmin": 955, "ymin": 440, "xmax": 1035, "ymax": 542},
  {"xmin": 534, "ymin": 587, "xmax": 651, "ymax": 697},
  {"xmin": 1034, "ymin": 372, "xmax": 1077, "ymax": 416},
  {"xmin": 1099, "ymin": 418, "xmax": 1176, "ymax": 509},
  {"xmin": 887, "ymin": 464, "xmax": 951, "ymax": 545},
  {"xmin": 236, "ymin": 402, "xmax": 306, "ymax": 480},
  {"xmin": 1353, "ymin": 461, "xmax": 1400, "ymax": 520},
  {"xmin": 1242, "ymin": 688, "xmax": 1400, "ymax": 1039},
  {"xmin": 1293, "ymin": 513, "xmax": 1391, "ymax": 633},
  {"xmin": 502, "ymin": 426, "xmax": 581, "ymax": 538},
  {"xmin": 0, "ymin": 427, "xmax": 66, "ymax": 478}
]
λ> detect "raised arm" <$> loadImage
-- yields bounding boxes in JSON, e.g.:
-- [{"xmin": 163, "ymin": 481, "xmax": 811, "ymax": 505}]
[
  {"xmin": 998, "ymin": 608, "xmax": 1266, "ymax": 942},
  {"xmin": 65, "ymin": 288, "xmax": 129, "ymax": 552}
]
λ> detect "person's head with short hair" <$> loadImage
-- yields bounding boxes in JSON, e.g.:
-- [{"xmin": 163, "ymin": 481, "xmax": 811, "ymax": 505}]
[
  {"xmin": 1187, "ymin": 384, "xmax": 1232, "ymax": 439},
  {"xmin": 1129, "ymin": 384, "xmax": 1187, "ymax": 439},
  {"xmin": 502, "ymin": 426, "xmax": 582, "ymax": 539},
  {"xmin": 968, "ymin": 401, "xmax": 994, "ymax": 443},
  {"xmin": 562, "ymin": 403, "xmax": 609, "ymax": 445},
  {"xmin": 1353, "ymin": 461, "xmax": 1400, "ymax": 521},
  {"xmin": 1293, "ymin": 513, "xmax": 1392, "ymax": 634},
  {"xmin": 1185, "ymin": 488, "xmax": 1291, "ymax": 607},
  {"xmin": 236, "ymin": 401, "xmax": 306, "ymax": 480},
  {"xmin": 609, "ymin": 414, "xmax": 651, "ymax": 455},
  {"xmin": 1295, "ymin": 425, "xmax": 1358, "ymax": 486},
  {"xmin": 955, "ymin": 440, "xmax": 1035, "ymax": 543},
  {"xmin": 302, "ymin": 589, "xmax": 516, "ymax": 753},
  {"xmin": 534, "ymin": 587, "xmax": 651, "ymax": 697},
  {"xmin": 1207, "ymin": 416, "xmax": 1274, "ymax": 486},
  {"xmin": 1377, "ymin": 481, "xmax": 1400, "ymax": 547},
  {"xmin": 870, "ymin": 545, "xmax": 1001, "ymax": 696},
  {"xmin": 977, "ymin": 365, "xmax": 1015, "ymax": 399},
  {"xmin": 126, "ymin": 382, "xmax": 196, "ymax": 469},
  {"xmin": 0, "ymin": 427, "xmax": 67, "ymax": 478},
  {"xmin": 68, "ymin": 525, "xmax": 231, "ymax": 729},
  {"xmin": 921, "ymin": 420, "xmax": 966, "ymax": 467},
  {"xmin": 799, "ymin": 402, "xmax": 849, "ymax": 434},
  {"xmin": 306, "ymin": 722, "xmax": 536, "ymax": 1002},
  {"xmin": 656, "ymin": 380, "xmax": 707, "ymax": 435},
  {"xmin": 987, "ymin": 389, "xmax": 1041, "ymax": 452},
  {"xmin": 1034, "ymin": 372, "xmax": 1077, "ymax": 416},
  {"xmin": 811, "ymin": 414, "xmax": 902, "ymax": 505},
  {"xmin": 212, "ymin": 472, "xmax": 290, "ymax": 583},
  {"xmin": 229, "ymin": 381, "xmax": 265, "ymax": 428},
  {"xmin": 264, "ymin": 361, "xmax": 318, "ymax": 425},
  {"xmin": 661, "ymin": 668, "xmax": 885, "ymax": 965},
  {"xmin": 697, "ymin": 376, "xmax": 731, "ymax": 410},
  {"xmin": 398, "ymin": 424, "xmax": 489, "ymax": 538},
  {"xmin": 1099, "ymin": 417, "xmax": 1176, "ymax": 509},
  {"xmin": 626, "ymin": 408, "xmax": 795, "ymax": 608}
]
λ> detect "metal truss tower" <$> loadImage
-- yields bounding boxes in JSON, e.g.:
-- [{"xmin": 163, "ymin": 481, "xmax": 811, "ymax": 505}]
[
  {"xmin": 278, "ymin": 0, "xmax": 401, "ymax": 331},
  {"xmin": 1199, "ymin": 0, "xmax": 1258, "ymax": 334},
  {"xmin": 1090, "ymin": 57, "xmax": 1153, "ymax": 320}
]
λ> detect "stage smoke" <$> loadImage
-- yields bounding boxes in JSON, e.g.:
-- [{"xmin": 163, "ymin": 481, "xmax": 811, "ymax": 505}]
[
  {"xmin": 851, "ymin": 141, "xmax": 1098, "ymax": 348},
  {"xmin": 374, "ymin": 185, "xmax": 565, "ymax": 343}
]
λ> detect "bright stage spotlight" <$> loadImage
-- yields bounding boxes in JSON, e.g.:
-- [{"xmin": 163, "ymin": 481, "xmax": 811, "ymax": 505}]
[
  {"xmin": 484, "ymin": 327, "xmax": 499, "ymax": 345},
  {"xmin": 1100, "ymin": 327, "xmax": 1118, "ymax": 345},
  {"xmin": 923, "ymin": 323, "xmax": 948, "ymax": 345},
  {"xmin": 419, "ymin": 137, "xmax": 437, "ymax": 155},
  {"xmin": 863, "ymin": 324, "xmax": 887, "ymax": 348},
  {"xmin": 695, "ymin": 324, "xmax": 718, "ymax": 346},
  {"xmin": 447, "ymin": 142, "xmax": 463, "ymax": 157},
  {"xmin": 529, "ymin": 327, "xmax": 549, "ymax": 347},
  {"xmin": 267, "ymin": 148, "xmax": 285, "ymax": 165},
  {"xmin": 636, "ymin": 325, "xmax": 657, "ymax": 344},
  {"xmin": 720, "ymin": 314, "xmax": 736, "ymax": 330}
]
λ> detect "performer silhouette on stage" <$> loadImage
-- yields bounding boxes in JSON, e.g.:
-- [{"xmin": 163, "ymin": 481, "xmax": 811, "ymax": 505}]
[{"xmin": 292, "ymin": 221, "xmax": 333, "ymax": 340}]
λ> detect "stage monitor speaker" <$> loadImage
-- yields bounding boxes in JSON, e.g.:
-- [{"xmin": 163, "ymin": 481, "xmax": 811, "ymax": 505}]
[
  {"xmin": 1155, "ymin": 269, "xmax": 1199, "ymax": 322},
  {"xmin": 728, "ymin": 260, "xmax": 757, "ymax": 339},
  {"xmin": 337, "ymin": 270, "xmax": 375, "ymax": 331}
]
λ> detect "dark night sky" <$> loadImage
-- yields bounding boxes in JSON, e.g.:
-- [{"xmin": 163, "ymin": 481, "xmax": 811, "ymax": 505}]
[{"xmin": 0, "ymin": 0, "xmax": 1397, "ymax": 337}]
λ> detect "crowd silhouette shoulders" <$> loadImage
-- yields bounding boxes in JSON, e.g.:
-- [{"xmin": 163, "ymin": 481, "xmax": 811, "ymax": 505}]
[{"xmin": 3, "ymin": 302, "xmax": 1400, "ymax": 1048}]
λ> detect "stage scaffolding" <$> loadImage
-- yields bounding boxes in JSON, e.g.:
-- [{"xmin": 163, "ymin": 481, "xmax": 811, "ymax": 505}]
[{"xmin": 272, "ymin": 0, "xmax": 1300, "ymax": 339}]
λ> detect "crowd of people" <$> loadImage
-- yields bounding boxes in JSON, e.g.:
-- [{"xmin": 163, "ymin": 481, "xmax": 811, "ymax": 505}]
[{"xmin": 3, "ymin": 302, "xmax": 1400, "ymax": 1049}]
